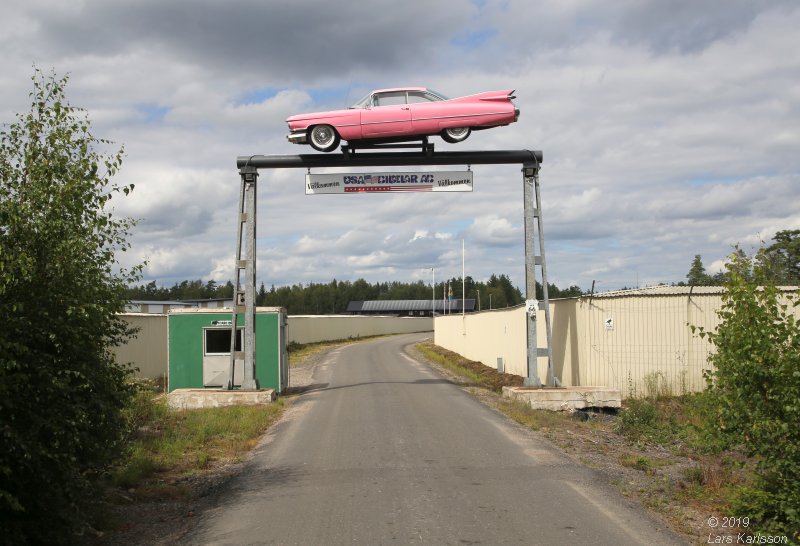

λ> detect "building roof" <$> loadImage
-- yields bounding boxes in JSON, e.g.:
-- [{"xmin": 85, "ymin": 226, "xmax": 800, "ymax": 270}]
[
  {"xmin": 347, "ymin": 299, "xmax": 475, "ymax": 312},
  {"xmin": 169, "ymin": 307, "xmax": 285, "ymax": 314},
  {"xmin": 127, "ymin": 300, "xmax": 194, "ymax": 306},
  {"xmin": 588, "ymin": 285, "xmax": 798, "ymax": 298}
]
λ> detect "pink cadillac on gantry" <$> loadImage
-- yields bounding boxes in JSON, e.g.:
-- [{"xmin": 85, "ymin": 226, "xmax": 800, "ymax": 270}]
[{"xmin": 286, "ymin": 87, "xmax": 520, "ymax": 152}]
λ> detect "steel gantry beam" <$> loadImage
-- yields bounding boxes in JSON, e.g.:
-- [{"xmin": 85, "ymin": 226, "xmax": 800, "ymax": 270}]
[
  {"xmin": 237, "ymin": 149, "xmax": 542, "ymax": 170},
  {"xmin": 233, "ymin": 148, "xmax": 557, "ymax": 390}
]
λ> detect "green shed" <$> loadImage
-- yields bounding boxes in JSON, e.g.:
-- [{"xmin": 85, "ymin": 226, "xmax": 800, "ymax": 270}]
[{"xmin": 168, "ymin": 307, "xmax": 288, "ymax": 393}]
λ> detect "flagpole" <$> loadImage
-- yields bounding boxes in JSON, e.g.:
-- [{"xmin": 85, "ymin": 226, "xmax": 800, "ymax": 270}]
[
  {"xmin": 462, "ymin": 239, "xmax": 466, "ymax": 335},
  {"xmin": 431, "ymin": 267, "xmax": 435, "ymax": 318},
  {"xmin": 462, "ymin": 239, "xmax": 465, "ymax": 320}
]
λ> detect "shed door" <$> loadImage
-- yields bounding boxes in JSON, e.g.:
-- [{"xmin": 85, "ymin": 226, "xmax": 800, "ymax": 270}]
[{"xmin": 203, "ymin": 328, "xmax": 243, "ymax": 387}]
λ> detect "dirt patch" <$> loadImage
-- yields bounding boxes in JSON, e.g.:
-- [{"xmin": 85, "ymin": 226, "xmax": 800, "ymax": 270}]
[{"xmin": 87, "ymin": 458, "xmax": 249, "ymax": 544}]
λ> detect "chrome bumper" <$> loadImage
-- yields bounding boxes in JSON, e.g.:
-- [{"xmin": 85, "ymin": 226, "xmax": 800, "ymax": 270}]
[
  {"xmin": 514, "ymin": 107, "xmax": 520, "ymax": 122},
  {"xmin": 287, "ymin": 130, "xmax": 307, "ymax": 144}
]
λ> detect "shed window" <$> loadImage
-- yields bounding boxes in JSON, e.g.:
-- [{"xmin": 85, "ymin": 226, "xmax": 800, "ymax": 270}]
[{"xmin": 204, "ymin": 328, "xmax": 243, "ymax": 355}]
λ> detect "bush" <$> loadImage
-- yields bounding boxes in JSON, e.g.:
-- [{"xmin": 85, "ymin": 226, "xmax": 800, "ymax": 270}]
[
  {"xmin": 0, "ymin": 69, "xmax": 140, "ymax": 543},
  {"xmin": 695, "ymin": 250, "xmax": 800, "ymax": 539},
  {"xmin": 616, "ymin": 397, "xmax": 659, "ymax": 441}
]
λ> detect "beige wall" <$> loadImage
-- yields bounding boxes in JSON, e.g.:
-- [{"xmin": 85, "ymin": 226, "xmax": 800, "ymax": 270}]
[
  {"xmin": 566, "ymin": 294, "xmax": 721, "ymax": 396},
  {"xmin": 113, "ymin": 314, "xmax": 168, "ymax": 379},
  {"xmin": 434, "ymin": 307, "xmax": 531, "ymax": 378},
  {"xmin": 434, "ymin": 290, "xmax": 799, "ymax": 399},
  {"xmin": 115, "ymin": 313, "xmax": 432, "ymax": 378},
  {"xmin": 288, "ymin": 315, "xmax": 432, "ymax": 344}
]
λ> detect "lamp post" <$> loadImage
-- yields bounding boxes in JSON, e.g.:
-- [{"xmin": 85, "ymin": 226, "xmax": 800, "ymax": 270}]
[{"xmin": 431, "ymin": 267, "xmax": 435, "ymax": 318}]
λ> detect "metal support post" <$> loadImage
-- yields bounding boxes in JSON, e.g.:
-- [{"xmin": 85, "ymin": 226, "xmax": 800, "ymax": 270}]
[
  {"xmin": 522, "ymin": 164, "xmax": 542, "ymax": 387},
  {"xmin": 522, "ymin": 162, "xmax": 557, "ymax": 387},
  {"xmin": 534, "ymin": 168, "xmax": 556, "ymax": 387},
  {"xmin": 229, "ymin": 165, "xmax": 259, "ymax": 390}
]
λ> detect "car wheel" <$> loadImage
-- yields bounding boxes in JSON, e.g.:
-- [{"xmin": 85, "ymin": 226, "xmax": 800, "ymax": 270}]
[
  {"xmin": 308, "ymin": 125, "xmax": 341, "ymax": 152},
  {"xmin": 441, "ymin": 127, "xmax": 471, "ymax": 144}
]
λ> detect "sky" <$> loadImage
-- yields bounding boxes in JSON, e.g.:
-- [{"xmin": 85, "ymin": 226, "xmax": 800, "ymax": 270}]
[{"xmin": 2, "ymin": 0, "xmax": 798, "ymax": 294}]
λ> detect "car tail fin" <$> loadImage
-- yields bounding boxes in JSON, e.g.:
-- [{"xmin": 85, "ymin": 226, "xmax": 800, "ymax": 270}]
[{"xmin": 477, "ymin": 90, "xmax": 516, "ymax": 102}]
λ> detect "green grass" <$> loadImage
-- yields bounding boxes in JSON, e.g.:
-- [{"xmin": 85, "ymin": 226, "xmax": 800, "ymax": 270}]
[
  {"xmin": 618, "ymin": 454, "xmax": 672, "ymax": 474},
  {"xmin": 415, "ymin": 341, "xmax": 523, "ymax": 392},
  {"xmin": 500, "ymin": 398, "xmax": 572, "ymax": 431},
  {"xmin": 417, "ymin": 343, "xmax": 483, "ymax": 384},
  {"xmin": 112, "ymin": 395, "xmax": 285, "ymax": 491},
  {"xmin": 415, "ymin": 342, "xmax": 571, "ymax": 431}
]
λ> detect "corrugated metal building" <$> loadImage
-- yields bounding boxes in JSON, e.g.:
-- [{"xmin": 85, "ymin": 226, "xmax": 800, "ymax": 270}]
[
  {"xmin": 347, "ymin": 299, "xmax": 475, "ymax": 317},
  {"xmin": 124, "ymin": 300, "xmax": 194, "ymax": 314},
  {"xmin": 125, "ymin": 298, "xmax": 234, "ymax": 313},
  {"xmin": 435, "ymin": 285, "xmax": 799, "ymax": 398}
]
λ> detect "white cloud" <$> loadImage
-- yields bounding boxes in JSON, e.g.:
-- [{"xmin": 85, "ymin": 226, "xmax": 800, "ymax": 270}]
[
  {"xmin": 467, "ymin": 215, "xmax": 521, "ymax": 246},
  {"xmin": 2, "ymin": 0, "xmax": 798, "ymax": 293}
]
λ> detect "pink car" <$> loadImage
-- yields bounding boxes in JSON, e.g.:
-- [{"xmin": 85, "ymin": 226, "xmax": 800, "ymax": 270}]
[{"xmin": 286, "ymin": 87, "xmax": 520, "ymax": 152}]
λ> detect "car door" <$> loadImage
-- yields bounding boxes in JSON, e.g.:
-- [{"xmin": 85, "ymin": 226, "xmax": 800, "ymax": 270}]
[
  {"xmin": 360, "ymin": 91, "xmax": 412, "ymax": 138},
  {"xmin": 407, "ymin": 90, "xmax": 447, "ymax": 134}
]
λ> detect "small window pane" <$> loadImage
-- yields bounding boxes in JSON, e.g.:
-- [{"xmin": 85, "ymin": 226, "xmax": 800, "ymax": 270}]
[
  {"xmin": 205, "ymin": 328, "xmax": 243, "ymax": 354},
  {"xmin": 374, "ymin": 92, "xmax": 407, "ymax": 106},
  {"xmin": 408, "ymin": 92, "xmax": 438, "ymax": 104}
]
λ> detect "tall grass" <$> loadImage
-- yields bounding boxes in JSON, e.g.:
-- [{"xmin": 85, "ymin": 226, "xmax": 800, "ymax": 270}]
[
  {"xmin": 416, "ymin": 343, "xmax": 483, "ymax": 384},
  {"xmin": 112, "ymin": 392, "xmax": 284, "ymax": 490}
]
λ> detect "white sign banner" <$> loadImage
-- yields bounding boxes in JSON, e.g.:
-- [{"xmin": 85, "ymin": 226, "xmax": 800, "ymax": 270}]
[{"xmin": 305, "ymin": 171, "xmax": 473, "ymax": 195}]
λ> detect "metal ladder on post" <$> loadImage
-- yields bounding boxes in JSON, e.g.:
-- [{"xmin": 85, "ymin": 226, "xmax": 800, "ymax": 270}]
[
  {"xmin": 227, "ymin": 165, "xmax": 259, "ymax": 391},
  {"xmin": 522, "ymin": 160, "xmax": 557, "ymax": 387}
]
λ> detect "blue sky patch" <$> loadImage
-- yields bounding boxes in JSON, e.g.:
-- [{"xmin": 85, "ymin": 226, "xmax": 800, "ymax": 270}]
[
  {"xmin": 238, "ymin": 87, "xmax": 283, "ymax": 105},
  {"xmin": 136, "ymin": 103, "xmax": 170, "ymax": 122},
  {"xmin": 450, "ymin": 28, "xmax": 497, "ymax": 49}
]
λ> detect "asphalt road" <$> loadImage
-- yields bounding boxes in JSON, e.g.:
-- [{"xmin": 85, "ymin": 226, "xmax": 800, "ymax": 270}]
[{"xmin": 183, "ymin": 333, "xmax": 685, "ymax": 545}]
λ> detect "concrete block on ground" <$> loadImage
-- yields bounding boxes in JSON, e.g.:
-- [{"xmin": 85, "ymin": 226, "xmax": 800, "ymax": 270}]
[
  {"xmin": 502, "ymin": 386, "xmax": 621, "ymax": 411},
  {"xmin": 167, "ymin": 388, "xmax": 276, "ymax": 410}
]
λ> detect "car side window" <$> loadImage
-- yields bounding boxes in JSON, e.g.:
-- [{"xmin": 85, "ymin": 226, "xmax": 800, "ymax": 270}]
[
  {"xmin": 408, "ymin": 92, "xmax": 438, "ymax": 104},
  {"xmin": 374, "ymin": 92, "xmax": 407, "ymax": 107}
]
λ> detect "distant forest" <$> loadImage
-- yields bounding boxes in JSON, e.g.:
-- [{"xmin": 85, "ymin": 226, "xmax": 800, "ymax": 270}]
[
  {"xmin": 124, "ymin": 275, "xmax": 584, "ymax": 315},
  {"xmin": 125, "ymin": 230, "xmax": 798, "ymax": 314}
]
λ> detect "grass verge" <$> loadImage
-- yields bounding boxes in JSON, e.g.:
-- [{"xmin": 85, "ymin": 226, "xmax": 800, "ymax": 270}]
[
  {"xmin": 111, "ymin": 385, "xmax": 285, "ymax": 496},
  {"xmin": 112, "ymin": 335, "xmax": 392, "ymax": 493},
  {"xmin": 416, "ymin": 341, "xmax": 523, "ymax": 392}
]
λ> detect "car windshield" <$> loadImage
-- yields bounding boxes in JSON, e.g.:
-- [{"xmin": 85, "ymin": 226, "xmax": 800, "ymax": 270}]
[{"xmin": 349, "ymin": 93, "xmax": 372, "ymax": 109}]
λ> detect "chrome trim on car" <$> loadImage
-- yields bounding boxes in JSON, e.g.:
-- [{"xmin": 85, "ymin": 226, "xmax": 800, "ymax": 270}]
[
  {"xmin": 361, "ymin": 119, "xmax": 413, "ymax": 126},
  {"xmin": 412, "ymin": 111, "xmax": 511, "ymax": 122},
  {"xmin": 287, "ymin": 130, "xmax": 307, "ymax": 144},
  {"xmin": 359, "ymin": 111, "xmax": 510, "ymax": 126}
]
